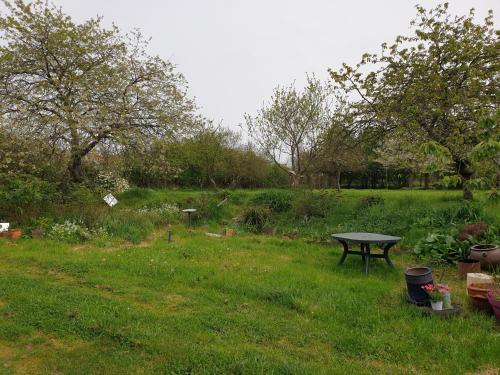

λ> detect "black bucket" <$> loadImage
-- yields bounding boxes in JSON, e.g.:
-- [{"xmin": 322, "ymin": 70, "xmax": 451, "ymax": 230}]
[{"xmin": 404, "ymin": 267, "xmax": 433, "ymax": 304}]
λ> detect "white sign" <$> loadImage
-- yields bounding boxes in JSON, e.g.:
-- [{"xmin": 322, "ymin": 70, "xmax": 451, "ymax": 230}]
[
  {"xmin": 103, "ymin": 194, "xmax": 118, "ymax": 207},
  {"xmin": 0, "ymin": 223, "xmax": 9, "ymax": 232}
]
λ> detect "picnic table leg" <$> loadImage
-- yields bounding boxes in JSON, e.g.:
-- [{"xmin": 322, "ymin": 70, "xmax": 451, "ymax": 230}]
[
  {"xmin": 360, "ymin": 243, "xmax": 366, "ymax": 263},
  {"xmin": 337, "ymin": 240, "xmax": 349, "ymax": 266},
  {"xmin": 364, "ymin": 243, "xmax": 371, "ymax": 274},
  {"xmin": 383, "ymin": 243, "xmax": 395, "ymax": 267}
]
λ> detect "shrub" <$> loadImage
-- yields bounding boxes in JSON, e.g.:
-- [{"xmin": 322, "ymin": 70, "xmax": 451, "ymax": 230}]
[
  {"xmin": 48, "ymin": 220, "xmax": 93, "ymax": 243},
  {"xmin": 93, "ymin": 172, "xmax": 130, "ymax": 193},
  {"xmin": 189, "ymin": 193, "xmax": 225, "ymax": 222},
  {"xmin": 291, "ymin": 190, "xmax": 334, "ymax": 220},
  {"xmin": 239, "ymin": 206, "xmax": 271, "ymax": 233},
  {"xmin": 0, "ymin": 173, "xmax": 59, "ymax": 222},
  {"xmin": 413, "ymin": 229, "xmax": 469, "ymax": 264},
  {"xmin": 252, "ymin": 190, "xmax": 293, "ymax": 212}
]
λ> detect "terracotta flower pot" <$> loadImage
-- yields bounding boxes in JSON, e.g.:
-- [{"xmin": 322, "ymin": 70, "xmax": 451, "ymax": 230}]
[
  {"xmin": 470, "ymin": 244, "xmax": 500, "ymax": 266},
  {"xmin": 467, "ymin": 283, "xmax": 494, "ymax": 314},
  {"xmin": 8, "ymin": 228, "xmax": 22, "ymax": 240},
  {"xmin": 457, "ymin": 259, "xmax": 480, "ymax": 279},
  {"xmin": 486, "ymin": 290, "xmax": 500, "ymax": 323}
]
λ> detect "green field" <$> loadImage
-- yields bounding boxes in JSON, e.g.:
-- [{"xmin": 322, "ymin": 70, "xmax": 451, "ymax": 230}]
[{"xmin": 0, "ymin": 189, "xmax": 499, "ymax": 374}]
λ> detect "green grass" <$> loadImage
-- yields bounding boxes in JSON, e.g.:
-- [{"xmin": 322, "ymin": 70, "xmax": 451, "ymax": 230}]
[{"xmin": 0, "ymin": 189, "xmax": 499, "ymax": 374}]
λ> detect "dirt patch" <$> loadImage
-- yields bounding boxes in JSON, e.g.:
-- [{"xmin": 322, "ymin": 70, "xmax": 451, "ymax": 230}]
[
  {"xmin": 467, "ymin": 368, "xmax": 499, "ymax": 375},
  {"xmin": 0, "ymin": 341, "xmax": 42, "ymax": 374},
  {"xmin": 163, "ymin": 294, "xmax": 188, "ymax": 309}
]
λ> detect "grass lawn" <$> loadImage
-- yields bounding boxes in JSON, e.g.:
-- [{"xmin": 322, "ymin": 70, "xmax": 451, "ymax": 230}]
[{"xmin": 0, "ymin": 189, "xmax": 499, "ymax": 374}]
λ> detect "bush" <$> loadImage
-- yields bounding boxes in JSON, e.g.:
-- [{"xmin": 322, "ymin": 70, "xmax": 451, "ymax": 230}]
[
  {"xmin": 239, "ymin": 206, "xmax": 271, "ymax": 233},
  {"xmin": 252, "ymin": 190, "xmax": 293, "ymax": 212},
  {"xmin": 0, "ymin": 173, "xmax": 59, "ymax": 222},
  {"xmin": 291, "ymin": 191, "xmax": 333, "ymax": 220},
  {"xmin": 93, "ymin": 172, "xmax": 129, "ymax": 193},
  {"xmin": 48, "ymin": 220, "xmax": 92, "ymax": 243},
  {"xmin": 188, "ymin": 193, "xmax": 227, "ymax": 222},
  {"xmin": 412, "ymin": 228, "xmax": 469, "ymax": 264}
]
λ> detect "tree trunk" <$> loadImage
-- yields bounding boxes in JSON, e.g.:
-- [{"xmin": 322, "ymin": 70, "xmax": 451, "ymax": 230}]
[
  {"xmin": 408, "ymin": 172, "xmax": 414, "ymax": 190},
  {"xmin": 68, "ymin": 139, "xmax": 101, "ymax": 183},
  {"xmin": 68, "ymin": 154, "xmax": 84, "ymax": 182},
  {"xmin": 456, "ymin": 159, "xmax": 474, "ymax": 200},
  {"xmin": 423, "ymin": 173, "xmax": 430, "ymax": 189},
  {"xmin": 334, "ymin": 169, "xmax": 341, "ymax": 191}
]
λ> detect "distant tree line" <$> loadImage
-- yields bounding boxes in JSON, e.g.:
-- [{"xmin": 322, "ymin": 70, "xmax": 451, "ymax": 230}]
[{"xmin": 0, "ymin": 1, "xmax": 498, "ymax": 198}]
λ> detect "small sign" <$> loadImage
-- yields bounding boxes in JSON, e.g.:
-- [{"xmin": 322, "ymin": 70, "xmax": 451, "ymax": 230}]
[
  {"xmin": 0, "ymin": 223, "xmax": 9, "ymax": 232},
  {"xmin": 103, "ymin": 194, "xmax": 118, "ymax": 207}
]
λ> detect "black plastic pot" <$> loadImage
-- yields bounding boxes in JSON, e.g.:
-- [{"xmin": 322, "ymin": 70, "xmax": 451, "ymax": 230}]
[{"xmin": 404, "ymin": 267, "xmax": 433, "ymax": 304}]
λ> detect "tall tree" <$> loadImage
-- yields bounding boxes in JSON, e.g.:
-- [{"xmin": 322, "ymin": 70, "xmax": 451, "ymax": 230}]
[
  {"xmin": 329, "ymin": 3, "xmax": 499, "ymax": 199},
  {"xmin": 313, "ymin": 111, "xmax": 362, "ymax": 191},
  {"xmin": 0, "ymin": 0, "xmax": 195, "ymax": 182},
  {"xmin": 245, "ymin": 76, "xmax": 332, "ymax": 179}
]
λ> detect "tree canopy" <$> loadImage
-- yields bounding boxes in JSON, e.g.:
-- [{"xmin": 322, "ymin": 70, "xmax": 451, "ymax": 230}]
[
  {"xmin": 0, "ymin": 0, "xmax": 195, "ymax": 181},
  {"xmin": 329, "ymin": 3, "xmax": 499, "ymax": 198}
]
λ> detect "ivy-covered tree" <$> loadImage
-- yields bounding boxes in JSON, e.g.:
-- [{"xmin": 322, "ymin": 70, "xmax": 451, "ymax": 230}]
[
  {"xmin": 329, "ymin": 3, "xmax": 498, "ymax": 199},
  {"xmin": 0, "ymin": 0, "xmax": 195, "ymax": 182}
]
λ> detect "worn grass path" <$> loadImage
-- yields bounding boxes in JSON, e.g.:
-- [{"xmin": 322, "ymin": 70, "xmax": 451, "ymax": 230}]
[{"xmin": 0, "ymin": 227, "xmax": 498, "ymax": 374}]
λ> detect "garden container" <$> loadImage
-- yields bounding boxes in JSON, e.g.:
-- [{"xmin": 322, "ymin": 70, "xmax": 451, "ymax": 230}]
[
  {"xmin": 457, "ymin": 259, "xmax": 480, "ymax": 279},
  {"xmin": 442, "ymin": 292, "xmax": 452, "ymax": 309},
  {"xmin": 9, "ymin": 228, "xmax": 22, "ymax": 240},
  {"xmin": 0, "ymin": 228, "xmax": 22, "ymax": 240},
  {"xmin": 470, "ymin": 244, "xmax": 500, "ymax": 266},
  {"xmin": 31, "ymin": 228, "xmax": 44, "ymax": 240},
  {"xmin": 431, "ymin": 300, "xmax": 443, "ymax": 311},
  {"xmin": 404, "ymin": 267, "xmax": 433, "ymax": 304},
  {"xmin": 467, "ymin": 283, "xmax": 494, "ymax": 314},
  {"xmin": 486, "ymin": 290, "xmax": 500, "ymax": 323},
  {"xmin": 466, "ymin": 273, "xmax": 494, "ymax": 288}
]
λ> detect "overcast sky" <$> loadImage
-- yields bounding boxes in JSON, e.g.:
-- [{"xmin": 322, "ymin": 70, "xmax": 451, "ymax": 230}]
[{"xmin": 2, "ymin": 1, "xmax": 498, "ymax": 135}]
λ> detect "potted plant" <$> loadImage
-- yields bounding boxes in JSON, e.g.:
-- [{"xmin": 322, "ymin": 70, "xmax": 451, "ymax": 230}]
[
  {"xmin": 457, "ymin": 243, "xmax": 480, "ymax": 279},
  {"xmin": 421, "ymin": 284, "xmax": 444, "ymax": 310}
]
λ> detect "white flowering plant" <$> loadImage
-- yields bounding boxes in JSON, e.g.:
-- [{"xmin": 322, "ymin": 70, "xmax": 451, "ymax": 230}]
[
  {"xmin": 138, "ymin": 203, "xmax": 181, "ymax": 223},
  {"xmin": 95, "ymin": 172, "xmax": 130, "ymax": 194},
  {"xmin": 48, "ymin": 220, "xmax": 110, "ymax": 243}
]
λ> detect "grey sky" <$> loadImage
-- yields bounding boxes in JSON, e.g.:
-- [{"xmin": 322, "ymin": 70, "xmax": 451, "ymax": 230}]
[{"xmin": 3, "ymin": 1, "xmax": 499, "ymax": 135}]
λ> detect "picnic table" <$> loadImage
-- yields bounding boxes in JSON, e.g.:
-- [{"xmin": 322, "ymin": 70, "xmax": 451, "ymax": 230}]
[{"xmin": 331, "ymin": 232, "xmax": 401, "ymax": 274}]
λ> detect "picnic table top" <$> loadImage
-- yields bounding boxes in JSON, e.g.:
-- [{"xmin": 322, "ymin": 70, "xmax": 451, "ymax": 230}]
[{"xmin": 331, "ymin": 232, "xmax": 401, "ymax": 244}]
